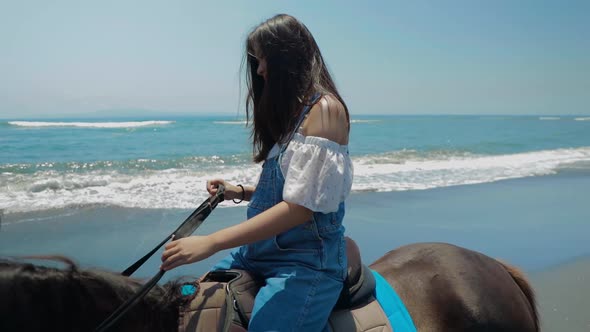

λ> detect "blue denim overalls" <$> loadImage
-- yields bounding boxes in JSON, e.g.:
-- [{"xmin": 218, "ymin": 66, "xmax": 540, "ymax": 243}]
[{"xmin": 212, "ymin": 96, "xmax": 347, "ymax": 332}]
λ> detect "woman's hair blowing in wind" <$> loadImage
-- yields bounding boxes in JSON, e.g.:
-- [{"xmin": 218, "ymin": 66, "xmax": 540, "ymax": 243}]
[{"xmin": 245, "ymin": 14, "xmax": 349, "ymax": 162}]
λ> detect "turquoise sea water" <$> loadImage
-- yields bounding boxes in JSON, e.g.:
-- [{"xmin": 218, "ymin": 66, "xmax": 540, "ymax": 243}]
[
  {"xmin": 2, "ymin": 115, "xmax": 589, "ymax": 331},
  {"xmin": 1, "ymin": 115, "xmax": 590, "ymax": 214}
]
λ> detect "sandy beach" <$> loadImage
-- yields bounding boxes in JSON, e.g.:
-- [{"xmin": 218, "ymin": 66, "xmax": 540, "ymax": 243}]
[
  {"xmin": 1, "ymin": 170, "xmax": 589, "ymax": 331},
  {"xmin": 532, "ymin": 258, "xmax": 590, "ymax": 331}
]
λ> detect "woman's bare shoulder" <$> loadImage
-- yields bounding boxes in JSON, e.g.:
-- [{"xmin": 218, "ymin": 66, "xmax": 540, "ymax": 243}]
[{"xmin": 301, "ymin": 95, "xmax": 349, "ymax": 145}]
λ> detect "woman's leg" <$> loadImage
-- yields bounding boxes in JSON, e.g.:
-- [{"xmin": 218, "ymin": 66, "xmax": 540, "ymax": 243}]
[
  {"xmin": 210, "ymin": 247, "xmax": 250, "ymax": 271},
  {"xmin": 248, "ymin": 266, "xmax": 343, "ymax": 332}
]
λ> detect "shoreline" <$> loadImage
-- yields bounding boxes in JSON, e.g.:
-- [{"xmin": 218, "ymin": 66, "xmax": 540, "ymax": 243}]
[
  {"xmin": 3, "ymin": 165, "xmax": 589, "ymax": 216},
  {"xmin": 1, "ymin": 170, "xmax": 588, "ymax": 271}
]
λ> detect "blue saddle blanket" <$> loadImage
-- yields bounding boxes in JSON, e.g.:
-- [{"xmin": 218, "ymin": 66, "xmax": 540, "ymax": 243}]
[{"xmin": 371, "ymin": 269, "xmax": 417, "ymax": 332}]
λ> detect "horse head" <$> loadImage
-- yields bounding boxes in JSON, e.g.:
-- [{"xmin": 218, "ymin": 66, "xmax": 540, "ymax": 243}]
[{"xmin": 0, "ymin": 256, "xmax": 182, "ymax": 332}]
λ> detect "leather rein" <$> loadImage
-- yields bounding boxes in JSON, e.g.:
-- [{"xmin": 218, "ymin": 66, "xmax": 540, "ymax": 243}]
[{"xmin": 95, "ymin": 185, "xmax": 225, "ymax": 332}]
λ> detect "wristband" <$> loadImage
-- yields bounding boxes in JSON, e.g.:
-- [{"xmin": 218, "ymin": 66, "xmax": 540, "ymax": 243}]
[{"xmin": 233, "ymin": 184, "xmax": 245, "ymax": 204}]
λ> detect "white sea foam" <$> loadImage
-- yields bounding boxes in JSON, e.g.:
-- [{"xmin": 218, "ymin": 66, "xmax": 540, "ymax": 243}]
[
  {"xmin": 353, "ymin": 147, "xmax": 590, "ymax": 192},
  {"xmin": 351, "ymin": 120, "xmax": 381, "ymax": 123},
  {"xmin": 213, "ymin": 119, "xmax": 382, "ymax": 125},
  {"xmin": 213, "ymin": 119, "xmax": 380, "ymax": 125},
  {"xmin": 213, "ymin": 121, "xmax": 248, "ymax": 125},
  {"xmin": 1, "ymin": 147, "xmax": 590, "ymax": 213},
  {"xmin": 539, "ymin": 117, "xmax": 560, "ymax": 120},
  {"xmin": 0, "ymin": 165, "xmax": 262, "ymax": 214},
  {"xmin": 574, "ymin": 117, "xmax": 590, "ymax": 121},
  {"xmin": 8, "ymin": 120, "xmax": 174, "ymax": 128}
]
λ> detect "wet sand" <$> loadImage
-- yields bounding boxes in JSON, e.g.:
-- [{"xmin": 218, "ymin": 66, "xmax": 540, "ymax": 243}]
[{"xmin": 531, "ymin": 258, "xmax": 590, "ymax": 332}]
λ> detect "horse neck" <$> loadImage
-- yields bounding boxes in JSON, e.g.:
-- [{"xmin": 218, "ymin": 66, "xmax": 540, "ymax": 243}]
[
  {"xmin": 0, "ymin": 261, "xmax": 180, "ymax": 332},
  {"xmin": 78, "ymin": 269, "xmax": 181, "ymax": 332}
]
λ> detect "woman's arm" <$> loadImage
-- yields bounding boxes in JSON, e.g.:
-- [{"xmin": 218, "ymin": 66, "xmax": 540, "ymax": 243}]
[
  {"xmin": 160, "ymin": 201, "xmax": 312, "ymax": 270},
  {"xmin": 207, "ymin": 179, "xmax": 256, "ymax": 202},
  {"xmin": 239, "ymin": 185, "xmax": 256, "ymax": 202},
  {"xmin": 210, "ymin": 200, "xmax": 311, "ymax": 250}
]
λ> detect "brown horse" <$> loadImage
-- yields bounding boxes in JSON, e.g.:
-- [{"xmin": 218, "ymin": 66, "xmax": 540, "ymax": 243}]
[
  {"xmin": 371, "ymin": 243, "xmax": 539, "ymax": 331},
  {"xmin": 0, "ymin": 243, "xmax": 539, "ymax": 332}
]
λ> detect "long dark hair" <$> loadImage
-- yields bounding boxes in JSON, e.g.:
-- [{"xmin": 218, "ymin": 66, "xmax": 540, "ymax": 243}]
[
  {"xmin": 0, "ymin": 256, "xmax": 183, "ymax": 332},
  {"xmin": 245, "ymin": 14, "xmax": 349, "ymax": 162}
]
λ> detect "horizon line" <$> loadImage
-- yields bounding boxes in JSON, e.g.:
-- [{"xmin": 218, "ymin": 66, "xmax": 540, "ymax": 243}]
[{"xmin": 2, "ymin": 113, "xmax": 590, "ymax": 121}]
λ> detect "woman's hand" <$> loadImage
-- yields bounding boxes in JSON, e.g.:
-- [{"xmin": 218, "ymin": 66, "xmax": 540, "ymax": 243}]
[
  {"xmin": 207, "ymin": 179, "xmax": 243, "ymax": 201},
  {"xmin": 160, "ymin": 235, "xmax": 217, "ymax": 271}
]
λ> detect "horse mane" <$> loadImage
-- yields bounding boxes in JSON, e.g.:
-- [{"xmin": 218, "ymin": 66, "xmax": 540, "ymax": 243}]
[
  {"xmin": 0, "ymin": 256, "xmax": 185, "ymax": 332},
  {"xmin": 495, "ymin": 259, "xmax": 540, "ymax": 332}
]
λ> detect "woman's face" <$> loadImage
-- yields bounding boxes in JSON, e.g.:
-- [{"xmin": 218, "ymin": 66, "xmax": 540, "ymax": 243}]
[
  {"xmin": 256, "ymin": 57, "xmax": 267, "ymax": 81},
  {"xmin": 249, "ymin": 46, "xmax": 267, "ymax": 81}
]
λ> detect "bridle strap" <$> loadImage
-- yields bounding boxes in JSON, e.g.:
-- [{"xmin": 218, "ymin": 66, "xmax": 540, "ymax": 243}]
[
  {"xmin": 95, "ymin": 185, "xmax": 225, "ymax": 332},
  {"xmin": 122, "ymin": 185, "xmax": 225, "ymax": 277}
]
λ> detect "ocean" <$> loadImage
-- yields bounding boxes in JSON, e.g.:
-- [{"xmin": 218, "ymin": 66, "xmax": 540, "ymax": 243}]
[
  {"xmin": 2, "ymin": 115, "xmax": 590, "ymax": 215},
  {"xmin": 2, "ymin": 114, "xmax": 590, "ymax": 330}
]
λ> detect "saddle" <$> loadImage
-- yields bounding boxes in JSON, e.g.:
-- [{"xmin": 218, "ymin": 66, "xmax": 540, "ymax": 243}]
[{"xmin": 178, "ymin": 237, "xmax": 393, "ymax": 332}]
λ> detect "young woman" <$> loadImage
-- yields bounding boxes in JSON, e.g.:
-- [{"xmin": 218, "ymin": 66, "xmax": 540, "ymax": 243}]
[{"xmin": 161, "ymin": 14, "xmax": 353, "ymax": 331}]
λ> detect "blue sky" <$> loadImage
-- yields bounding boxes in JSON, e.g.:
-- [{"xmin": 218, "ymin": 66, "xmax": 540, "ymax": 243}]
[{"xmin": 1, "ymin": 0, "xmax": 588, "ymax": 118}]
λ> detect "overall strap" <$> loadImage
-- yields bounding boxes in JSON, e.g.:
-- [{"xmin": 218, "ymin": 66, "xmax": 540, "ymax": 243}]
[
  {"xmin": 280, "ymin": 93, "xmax": 322, "ymax": 154},
  {"xmin": 295, "ymin": 92, "xmax": 323, "ymax": 131}
]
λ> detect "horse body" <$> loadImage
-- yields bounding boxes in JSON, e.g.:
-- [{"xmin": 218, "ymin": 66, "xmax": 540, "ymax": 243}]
[
  {"xmin": 0, "ymin": 243, "xmax": 539, "ymax": 332},
  {"xmin": 372, "ymin": 243, "xmax": 538, "ymax": 331}
]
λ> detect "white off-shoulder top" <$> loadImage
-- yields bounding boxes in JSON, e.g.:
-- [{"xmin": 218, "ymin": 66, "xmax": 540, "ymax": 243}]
[{"xmin": 267, "ymin": 132, "xmax": 353, "ymax": 213}]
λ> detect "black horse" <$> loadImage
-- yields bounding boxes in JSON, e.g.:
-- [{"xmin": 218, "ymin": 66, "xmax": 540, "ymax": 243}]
[{"xmin": 0, "ymin": 243, "xmax": 539, "ymax": 331}]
